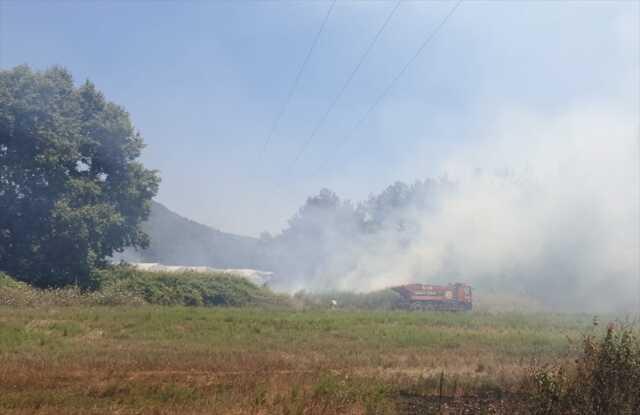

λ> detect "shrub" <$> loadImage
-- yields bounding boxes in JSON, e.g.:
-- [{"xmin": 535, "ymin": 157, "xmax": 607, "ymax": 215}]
[
  {"xmin": 94, "ymin": 265, "xmax": 289, "ymax": 308},
  {"xmin": 527, "ymin": 323, "xmax": 640, "ymax": 414}
]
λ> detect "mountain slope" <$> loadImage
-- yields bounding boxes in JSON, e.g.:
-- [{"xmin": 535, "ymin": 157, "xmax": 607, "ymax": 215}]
[{"xmin": 118, "ymin": 201, "xmax": 266, "ymax": 269}]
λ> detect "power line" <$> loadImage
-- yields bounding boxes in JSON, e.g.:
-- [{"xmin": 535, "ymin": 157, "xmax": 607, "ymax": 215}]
[
  {"xmin": 314, "ymin": 0, "xmax": 462, "ymax": 176},
  {"xmin": 288, "ymin": 0, "xmax": 402, "ymax": 170},
  {"xmin": 259, "ymin": 0, "xmax": 337, "ymax": 161}
]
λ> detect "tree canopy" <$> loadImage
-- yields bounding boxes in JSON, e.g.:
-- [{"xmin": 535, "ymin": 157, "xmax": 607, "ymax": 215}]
[{"xmin": 0, "ymin": 65, "xmax": 160, "ymax": 287}]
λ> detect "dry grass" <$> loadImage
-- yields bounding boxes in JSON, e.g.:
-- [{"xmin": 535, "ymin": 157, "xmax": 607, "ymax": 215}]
[{"xmin": 0, "ymin": 306, "xmax": 599, "ymax": 414}]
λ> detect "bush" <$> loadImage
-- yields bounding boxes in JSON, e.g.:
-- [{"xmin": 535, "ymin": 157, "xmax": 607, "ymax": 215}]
[
  {"xmin": 94, "ymin": 266, "xmax": 289, "ymax": 308},
  {"xmin": 527, "ymin": 323, "xmax": 640, "ymax": 414},
  {"xmin": 1, "ymin": 266, "xmax": 289, "ymax": 308}
]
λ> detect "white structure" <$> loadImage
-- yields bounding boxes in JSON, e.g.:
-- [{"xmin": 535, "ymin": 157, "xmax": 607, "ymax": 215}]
[{"xmin": 130, "ymin": 262, "xmax": 273, "ymax": 286}]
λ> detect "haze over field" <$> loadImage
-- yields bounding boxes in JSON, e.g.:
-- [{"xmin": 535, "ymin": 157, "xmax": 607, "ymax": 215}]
[{"xmin": 3, "ymin": 1, "xmax": 638, "ymax": 312}]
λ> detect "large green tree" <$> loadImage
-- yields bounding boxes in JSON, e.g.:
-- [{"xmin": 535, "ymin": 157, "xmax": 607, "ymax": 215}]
[{"xmin": 0, "ymin": 65, "xmax": 160, "ymax": 287}]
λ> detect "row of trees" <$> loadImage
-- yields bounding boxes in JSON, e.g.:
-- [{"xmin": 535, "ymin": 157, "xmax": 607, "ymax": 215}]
[{"xmin": 260, "ymin": 180, "xmax": 457, "ymax": 291}]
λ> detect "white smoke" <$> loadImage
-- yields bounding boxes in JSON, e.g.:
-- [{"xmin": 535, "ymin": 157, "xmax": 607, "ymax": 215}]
[{"xmin": 273, "ymin": 104, "xmax": 638, "ymax": 313}]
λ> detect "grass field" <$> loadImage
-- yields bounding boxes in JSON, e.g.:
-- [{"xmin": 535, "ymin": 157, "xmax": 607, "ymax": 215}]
[{"xmin": 0, "ymin": 306, "xmax": 600, "ymax": 414}]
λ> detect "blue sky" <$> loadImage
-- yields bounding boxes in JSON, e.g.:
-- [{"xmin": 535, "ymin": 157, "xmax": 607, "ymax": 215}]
[{"xmin": 1, "ymin": 0, "xmax": 637, "ymax": 236}]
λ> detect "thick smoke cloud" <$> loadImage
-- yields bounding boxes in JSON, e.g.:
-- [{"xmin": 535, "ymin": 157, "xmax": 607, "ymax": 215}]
[{"xmin": 266, "ymin": 105, "xmax": 638, "ymax": 313}]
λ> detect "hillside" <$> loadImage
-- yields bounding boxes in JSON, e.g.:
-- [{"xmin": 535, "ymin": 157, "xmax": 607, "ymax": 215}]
[{"xmin": 117, "ymin": 201, "xmax": 266, "ymax": 269}]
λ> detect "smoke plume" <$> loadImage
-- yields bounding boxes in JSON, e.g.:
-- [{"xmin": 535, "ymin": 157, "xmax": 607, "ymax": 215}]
[{"xmin": 267, "ymin": 105, "xmax": 638, "ymax": 313}]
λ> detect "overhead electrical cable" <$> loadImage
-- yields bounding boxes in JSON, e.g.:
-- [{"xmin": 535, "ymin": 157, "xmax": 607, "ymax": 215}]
[
  {"xmin": 314, "ymin": 0, "xmax": 462, "ymax": 175},
  {"xmin": 259, "ymin": 0, "xmax": 337, "ymax": 160},
  {"xmin": 288, "ymin": 0, "xmax": 402, "ymax": 170}
]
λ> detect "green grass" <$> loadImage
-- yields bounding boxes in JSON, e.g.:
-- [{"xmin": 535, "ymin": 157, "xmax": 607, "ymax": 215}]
[
  {"xmin": 0, "ymin": 272, "xmax": 28, "ymax": 289},
  {"xmin": 0, "ymin": 307, "xmax": 594, "ymax": 354},
  {"xmin": 0, "ymin": 305, "xmax": 628, "ymax": 414},
  {"xmin": 0, "ymin": 271, "xmax": 630, "ymax": 414},
  {"xmin": 95, "ymin": 266, "xmax": 289, "ymax": 307}
]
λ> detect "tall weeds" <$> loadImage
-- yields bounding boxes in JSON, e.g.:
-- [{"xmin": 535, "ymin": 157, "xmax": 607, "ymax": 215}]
[{"xmin": 527, "ymin": 323, "xmax": 640, "ymax": 414}]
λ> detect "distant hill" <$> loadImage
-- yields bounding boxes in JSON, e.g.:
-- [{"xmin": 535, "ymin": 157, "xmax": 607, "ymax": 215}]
[{"xmin": 116, "ymin": 201, "xmax": 267, "ymax": 269}]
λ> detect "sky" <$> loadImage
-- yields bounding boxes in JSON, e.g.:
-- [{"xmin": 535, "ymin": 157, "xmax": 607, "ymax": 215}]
[{"xmin": 1, "ymin": 0, "xmax": 638, "ymax": 237}]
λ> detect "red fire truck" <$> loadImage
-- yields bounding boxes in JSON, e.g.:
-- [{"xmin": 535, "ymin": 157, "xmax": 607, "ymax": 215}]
[{"xmin": 392, "ymin": 283, "xmax": 472, "ymax": 311}]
